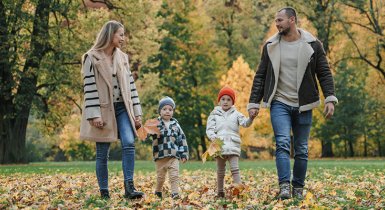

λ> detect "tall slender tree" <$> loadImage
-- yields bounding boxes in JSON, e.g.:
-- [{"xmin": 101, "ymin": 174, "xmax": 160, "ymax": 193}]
[{"xmin": 142, "ymin": 0, "xmax": 218, "ymax": 159}]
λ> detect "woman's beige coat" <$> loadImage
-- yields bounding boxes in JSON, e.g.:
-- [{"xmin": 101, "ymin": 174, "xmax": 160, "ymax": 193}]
[{"xmin": 80, "ymin": 48, "xmax": 142, "ymax": 142}]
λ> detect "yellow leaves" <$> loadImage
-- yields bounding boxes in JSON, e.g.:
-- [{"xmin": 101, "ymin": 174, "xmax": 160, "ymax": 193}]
[
  {"xmin": 201, "ymin": 139, "xmax": 223, "ymax": 163},
  {"xmin": 0, "ymin": 167, "xmax": 384, "ymax": 209},
  {"xmin": 137, "ymin": 118, "xmax": 160, "ymax": 141}
]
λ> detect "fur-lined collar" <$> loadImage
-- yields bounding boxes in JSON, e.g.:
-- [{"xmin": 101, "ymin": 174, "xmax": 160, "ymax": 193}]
[{"xmin": 266, "ymin": 28, "xmax": 317, "ymax": 43}]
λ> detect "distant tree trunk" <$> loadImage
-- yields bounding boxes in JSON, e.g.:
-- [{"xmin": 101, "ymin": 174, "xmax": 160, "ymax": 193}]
[
  {"xmin": 363, "ymin": 127, "xmax": 368, "ymax": 157},
  {"xmin": 197, "ymin": 113, "xmax": 206, "ymax": 161},
  {"xmin": 348, "ymin": 139, "xmax": 354, "ymax": 157},
  {"xmin": 321, "ymin": 140, "xmax": 334, "ymax": 157},
  {"xmin": 0, "ymin": 0, "xmax": 51, "ymax": 164},
  {"xmin": 344, "ymin": 139, "xmax": 347, "ymax": 158}
]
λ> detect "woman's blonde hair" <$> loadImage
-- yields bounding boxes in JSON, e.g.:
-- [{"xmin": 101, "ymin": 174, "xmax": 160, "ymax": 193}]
[
  {"xmin": 91, "ymin": 20, "xmax": 124, "ymax": 51},
  {"xmin": 88, "ymin": 20, "xmax": 128, "ymax": 74}
]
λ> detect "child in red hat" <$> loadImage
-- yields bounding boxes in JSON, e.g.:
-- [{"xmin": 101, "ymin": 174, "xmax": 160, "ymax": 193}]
[{"xmin": 206, "ymin": 86, "xmax": 256, "ymax": 198}]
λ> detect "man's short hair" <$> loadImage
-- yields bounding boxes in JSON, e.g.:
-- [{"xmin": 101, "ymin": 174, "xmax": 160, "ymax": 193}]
[{"xmin": 278, "ymin": 7, "xmax": 297, "ymax": 24}]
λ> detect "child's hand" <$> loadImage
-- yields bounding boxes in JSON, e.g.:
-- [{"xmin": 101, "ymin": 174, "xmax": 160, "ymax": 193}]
[{"xmin": 181, "ymin": 158, "xmax": 187, "ymax": 163}]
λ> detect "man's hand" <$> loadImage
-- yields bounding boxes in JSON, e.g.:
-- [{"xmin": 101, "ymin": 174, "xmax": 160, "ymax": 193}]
[
  {"xmin": 248, "ymin": 108, "xmax": 259, "ymax": 120},
  {"xmin": 89, "ymin": 117, "xmax": 104, "ymax": 128},
  {"xmin": 324, "ymin": 102, "xmax": 335, "ymax": 119}
]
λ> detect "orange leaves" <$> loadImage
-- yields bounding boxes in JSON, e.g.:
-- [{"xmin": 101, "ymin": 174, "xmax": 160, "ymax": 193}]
[
  {"xmin": 0, "ymin": 166, "xmax": 384, "ymax": 209},
  {"xmin": 137, "ymin": 118, "xmax": 160, "ymax": 141},
  {"xmin": 201, "ymin": 139, "xmax": 223, "ymax": 163}
]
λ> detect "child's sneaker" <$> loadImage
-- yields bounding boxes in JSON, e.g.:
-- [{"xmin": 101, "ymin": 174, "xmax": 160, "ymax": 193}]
[
  {"xmin": 171, "ymin": 193, "xmax": 180, "ymax": 200},
  {"xmin": 155, "ymin": 191, "xmax": 162, "ymax": 198},
  {"xmin": 292, "ymin": 187, "xmax": 304, "ymax": 200},
  {"xmin": 277, "ymin": 182, "xmax": 291, "ymax": 200}
]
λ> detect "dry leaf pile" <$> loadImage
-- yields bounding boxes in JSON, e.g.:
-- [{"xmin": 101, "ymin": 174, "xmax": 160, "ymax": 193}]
[{"xmin": 1, "ymin": 168, "xmax": 384, "ymax": 209}]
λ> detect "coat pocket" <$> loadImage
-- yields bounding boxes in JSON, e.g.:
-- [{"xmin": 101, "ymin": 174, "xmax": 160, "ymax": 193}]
[{"xmin": 100, "ymin": 103, "xmax": 110, "ymax": 126}]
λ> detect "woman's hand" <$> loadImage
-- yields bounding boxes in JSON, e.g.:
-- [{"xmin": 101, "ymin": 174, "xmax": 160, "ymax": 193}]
[
  {"xmin": 89, "ymin": 117, "xmax": 104, "ymax": 128},
  {"xmin": 134, "ymin": 116, "xmax": 142, "ymax": 129}
]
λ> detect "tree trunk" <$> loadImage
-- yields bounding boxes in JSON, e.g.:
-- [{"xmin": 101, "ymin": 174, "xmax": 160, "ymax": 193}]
[
  {"xmin": 0, "ymin": 0, "xmax": 51, "ymax": 164},
  {"xmin": 197, "ymin": 114, "xmax": 206, "ymax": 161},
  {"xmin": 363, "ymin": 127, "xmax": 368, "ymax": 157},
  {"xmin": 308, "ymin": 1, "xmax": 336, "ymax": 158},
  {"xmin": 344, "ymin": 139, "xmax": 347, "ymax": 158},
  {"xmin": 321, "ymin": 140, "xmax": 334, "ymax": 157},
  {"xmin": 348, "ymin": 139, "xmax": 354, "ymax": 157}
]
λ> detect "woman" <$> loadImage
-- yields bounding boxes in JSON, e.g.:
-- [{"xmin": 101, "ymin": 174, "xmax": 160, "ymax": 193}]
[{"xmin": 80, "ymin": 20, "xmax": 144, "ymax": 199}]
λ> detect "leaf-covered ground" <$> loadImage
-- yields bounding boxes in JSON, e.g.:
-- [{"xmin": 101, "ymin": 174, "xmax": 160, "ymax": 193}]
[{"xmin": 1, "ymin": 160, "xmax": 384, "ymax": 209}]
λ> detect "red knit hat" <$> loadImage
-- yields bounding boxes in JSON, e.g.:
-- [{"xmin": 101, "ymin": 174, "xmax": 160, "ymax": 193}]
[{"xmin": 217, "ymin": 86, "xmax": 236, "ymax": 104}]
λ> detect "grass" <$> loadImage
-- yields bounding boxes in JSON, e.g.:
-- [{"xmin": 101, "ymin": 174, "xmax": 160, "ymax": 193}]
[{"xmin": 0, "ymin": 159, "xmax": 384, "ymax": 175}]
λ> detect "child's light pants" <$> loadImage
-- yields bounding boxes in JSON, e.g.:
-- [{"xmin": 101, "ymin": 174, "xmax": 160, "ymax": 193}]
[
  {"xmin": 216, "ymin": 155, "xmax": 241, "ymax": 193},
  {"xmin": 155, "ymin": 157, "xmax": 179, "ymax": 194}
]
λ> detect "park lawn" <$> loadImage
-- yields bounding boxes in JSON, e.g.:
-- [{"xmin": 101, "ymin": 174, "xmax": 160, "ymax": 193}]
[{"xmin": 0, "ymin": 159, "xmax": 384, "ymax": 209}]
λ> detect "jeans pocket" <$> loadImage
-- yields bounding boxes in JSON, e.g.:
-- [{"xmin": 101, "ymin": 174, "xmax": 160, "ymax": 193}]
[{"xmin": 298, "ymin": 110, "xmax": 312, "ymax": 125}]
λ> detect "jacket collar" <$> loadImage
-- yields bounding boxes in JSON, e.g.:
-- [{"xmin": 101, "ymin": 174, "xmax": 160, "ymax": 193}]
[
  {"xmin": 266, "ymin": 29, "xmax": 316, "ymax": 96},
  {"xmin": 266, "ymin": 28, "xmax": 317, "ymax": 43},
  {"xmin": 213, "ymin": 106, "xmax": 236, "ymax": 115}
]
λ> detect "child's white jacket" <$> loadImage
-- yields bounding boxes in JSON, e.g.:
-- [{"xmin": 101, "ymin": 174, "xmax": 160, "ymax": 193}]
[{"xmin": 206, "ymin": 106, "xmax": 252, "ymax": 156}]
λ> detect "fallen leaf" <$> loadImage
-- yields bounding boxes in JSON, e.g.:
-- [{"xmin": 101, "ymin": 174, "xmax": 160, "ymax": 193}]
[
  {"xmin": 201, "ymin": 139, "xmax": 223, "ymax": 163},
  {"xmin": 137, "ymin": 118, "xmax": 160, "ymax": 141}
]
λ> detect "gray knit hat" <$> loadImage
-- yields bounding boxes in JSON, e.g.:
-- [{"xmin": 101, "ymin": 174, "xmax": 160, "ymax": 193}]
[{"xmin": 158, "ymin": 96, "xmax": 176, "ymax": 113}]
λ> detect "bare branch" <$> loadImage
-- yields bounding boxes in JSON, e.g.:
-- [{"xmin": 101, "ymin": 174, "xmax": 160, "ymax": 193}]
[
  {"xmin": 340, "ymin": 21, "xmax": 376, "ymax": 33},
  {"xmin": 89, "ymin": 0, "xmax": 123, "ymax": 10},
  {"xmin": 66, "ymin": 96, "xmax": 82, "ymax": 113}
]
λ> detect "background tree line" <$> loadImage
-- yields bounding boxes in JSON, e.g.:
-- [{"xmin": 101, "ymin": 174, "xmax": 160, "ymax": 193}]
[{"xmin": 0, "ymin": 0, "xmax": 384, "ymax": 163}]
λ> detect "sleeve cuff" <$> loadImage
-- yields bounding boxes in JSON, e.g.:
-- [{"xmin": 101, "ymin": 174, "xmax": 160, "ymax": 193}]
[
  {"xmin": 85, "ymin": 107, "xmax": 101, "ymax": 120},
  {"xmin": 247, "ymin": 103, "xmax": 260, "ymax": 111},
  {"xmin": 324, "ymin": 95, "xmax": 338, "ymax": 104}
]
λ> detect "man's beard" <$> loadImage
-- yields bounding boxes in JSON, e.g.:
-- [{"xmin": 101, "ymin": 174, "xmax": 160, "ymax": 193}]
[{"xmin": 278, "ymin": 27, "xmax": 290, "ymax": 35}]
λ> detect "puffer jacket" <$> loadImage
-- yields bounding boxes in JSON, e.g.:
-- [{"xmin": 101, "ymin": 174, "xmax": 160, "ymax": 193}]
[{"xmin": 206, "ymin": 106, "xmax": 252, "ymax": 156}]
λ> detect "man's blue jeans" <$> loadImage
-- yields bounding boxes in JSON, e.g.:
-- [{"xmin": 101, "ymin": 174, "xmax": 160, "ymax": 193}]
[
  {"xmin": 270, "ymin": 100, "xmax": 312, "ymax": 188},
  {"xmin": 96, "ymin": 102, "xmax": 136, "ymax": 190}
]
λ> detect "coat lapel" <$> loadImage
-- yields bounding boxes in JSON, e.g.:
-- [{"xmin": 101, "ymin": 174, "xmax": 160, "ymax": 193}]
[
  {"xmin": 297, "ymin": 42, "xmax": 314, "ymax": 91},
  {"xmin": 92, "ymin": 54, "xmax": 112, "ymax": 92},
  {"xmin": 267, "ymin": 39, "xmax": 280, "ymax": 86}
]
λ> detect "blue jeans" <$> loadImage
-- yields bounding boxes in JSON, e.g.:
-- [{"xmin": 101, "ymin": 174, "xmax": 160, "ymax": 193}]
[
  {"xmin": 270, "ymin": 100, "xmax": 312, "ymax": 188},
  {"xmin": 96, "ymin": 102, "xmax": 136, "ymax": 190}
]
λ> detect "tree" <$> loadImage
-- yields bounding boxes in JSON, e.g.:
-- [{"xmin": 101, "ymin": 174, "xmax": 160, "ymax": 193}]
[
  {"xmin": 0, "ymin": 0, "xmax": 73, "ymax": 163},
  {"xmin": 338, "ymin": 0, "xmax": 385, "ymax": 78},
  {"xmin": 142, "ymin": 0, "xmax": 218, "ymax": 159},
  {"xmin": 220, "ymin": 56, "xmax": 274, "ymax": 158},
  {"xmin": 205, "ymin": 0, "xmax": 274, "ymax": 70},
  {"xmin": 315, "ymin": 62, "xmax": 367, "ymax": 157}
]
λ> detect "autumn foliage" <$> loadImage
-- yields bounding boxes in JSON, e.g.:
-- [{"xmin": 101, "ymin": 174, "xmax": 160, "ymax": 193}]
[{"xmin": 1, "ymin": 162, "xmax": 384, "ymax": 209}]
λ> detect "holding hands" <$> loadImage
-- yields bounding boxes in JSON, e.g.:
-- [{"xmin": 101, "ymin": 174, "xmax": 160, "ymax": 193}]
[{"xmin": 248, "ymin": 108, "xmax": 259, "ymax": 120}]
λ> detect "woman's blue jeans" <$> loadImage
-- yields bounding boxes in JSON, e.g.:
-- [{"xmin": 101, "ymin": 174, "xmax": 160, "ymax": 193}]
[
  {"xmin": 96, "ymin": 102, "xmax": 136, "ymax": 190},
  {"xmin": 270, "ymin": 100, "xmax": 312, "ymax": 188}
]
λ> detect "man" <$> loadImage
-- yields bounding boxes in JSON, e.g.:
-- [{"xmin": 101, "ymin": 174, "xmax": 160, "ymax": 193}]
[{"xmin": 248, "ymin": 7, "xmax": 338, "ymax": 200}]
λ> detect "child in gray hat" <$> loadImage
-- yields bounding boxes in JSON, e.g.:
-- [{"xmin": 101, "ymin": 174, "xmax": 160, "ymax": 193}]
[{"xmin": 151, "ymin": 96, "xmax": 189, "ymax": 199}]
